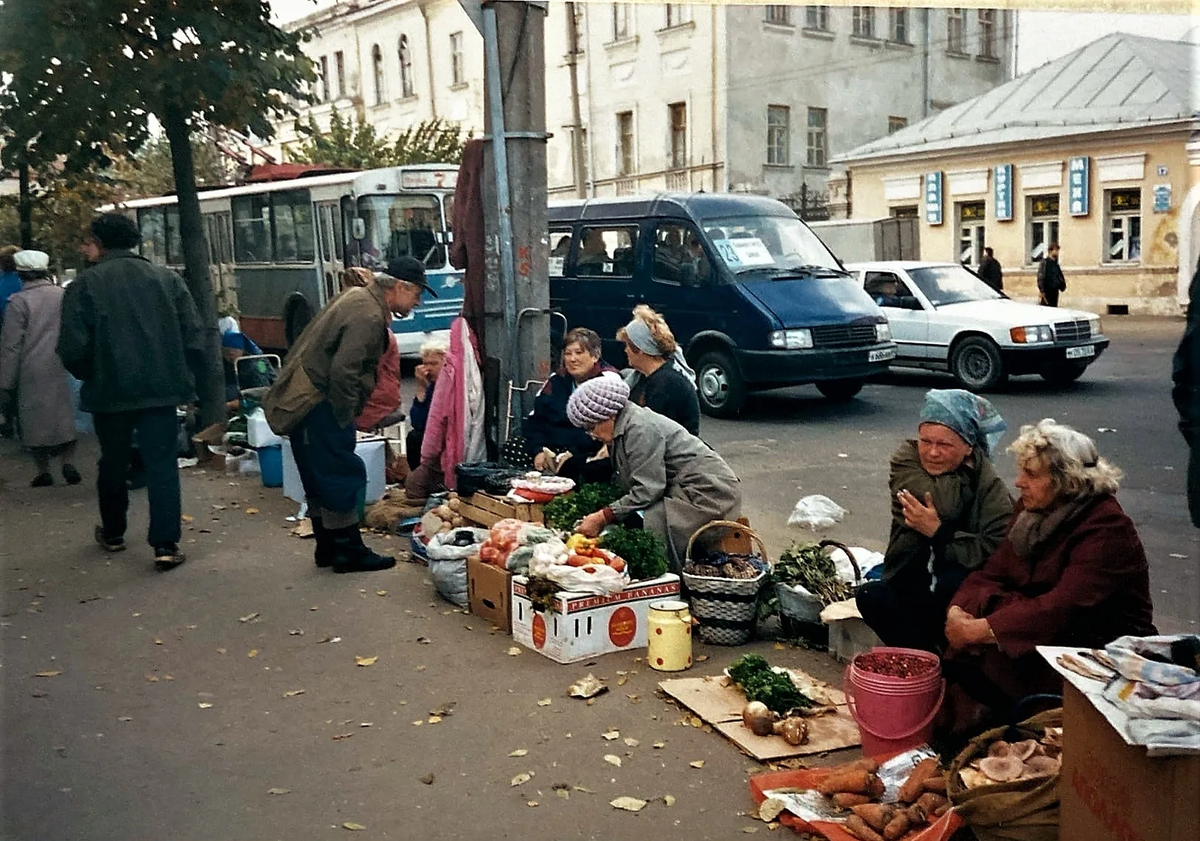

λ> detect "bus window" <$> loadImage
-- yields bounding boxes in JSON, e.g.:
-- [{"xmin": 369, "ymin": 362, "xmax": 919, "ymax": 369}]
[
  {"xmin": 273, "ymin": 190, "xmax": 316, "ymax": 263},
  {"xmin": 354, "ymin": 194, "xmax": 446, "ymax": 270},
  {"xmin": 138, "ymin": 208, "xmax": 167, "ymax": 264},
  {"xmin": 165, "ymin": 207, "xmax": 182, "ymax": 265},
  {"xmin": 232, "ymin": 194, "xmax": 272, "ymax": 263},
  {"xmin": 548, "ymin": 230, "xmax": 572, "ymax": 277}
]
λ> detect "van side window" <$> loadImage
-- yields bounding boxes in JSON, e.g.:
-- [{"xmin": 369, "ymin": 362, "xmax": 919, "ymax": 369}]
[
  {"xmin": 575, "ymin": 225, "xmax": 638, "ymax": 277},
  {"xmin": 653, "ymin": 223, "xmax": 710, "ymax": 287},
  {"xmin": 548, "ymin": 230, "xmax": 572, "ymax": 277},
  {"xmin": 864, "ymin": 271, "xmax": 914, "ymax": 307}
]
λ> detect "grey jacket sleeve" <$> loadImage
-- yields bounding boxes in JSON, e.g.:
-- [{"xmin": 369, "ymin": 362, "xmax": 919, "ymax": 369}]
[{"xmin": 609, "ymin": 422, "xmax": 669, "ymax": 517}]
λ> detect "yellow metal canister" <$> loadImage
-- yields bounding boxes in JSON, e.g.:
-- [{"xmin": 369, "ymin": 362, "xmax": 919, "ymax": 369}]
[{"xmin": 647, "ymin": 599, "xmax": 693, "ymax": 672}]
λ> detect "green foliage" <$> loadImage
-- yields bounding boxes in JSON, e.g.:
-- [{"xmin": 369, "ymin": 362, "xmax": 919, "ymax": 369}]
[
  {"xmin": 0, "ymin": 175, "xmax": 119, "ymax": 271},
  {"xmin": 772, "ymin": 543, "xmax": 855, "ymax": 606},
  {"xmin": 543, "ymin": 483, "xmax": 625, "ymax": 530},
  {"xmin": 291, "ymin": 109, "xmax": 469, "ymax": 168},
  {"xmin": 727, "ymin": 654, "xmax": 814, "ymax": 714},
  {"xmin": 597, "ymin": 526, "xmax": 668, "ymax": 582},
  {"xmin": 111, "ymin": 132, "xmax": 237, "ymax": 200}
]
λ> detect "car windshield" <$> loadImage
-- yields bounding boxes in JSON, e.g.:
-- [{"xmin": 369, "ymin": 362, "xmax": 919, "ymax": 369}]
[
  {"xmin": 701, "ymin": 214, "xmax": 842, "ymax": 278},
  {"xmin": 907, "ymin": 265, "xmax": 1004, "ymax": 307}
]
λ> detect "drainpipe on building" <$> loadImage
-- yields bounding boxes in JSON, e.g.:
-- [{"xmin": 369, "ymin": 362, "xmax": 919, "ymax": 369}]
[
  {"xmin": 922, "ymin": 8, "xmax": 932, "ymax": 118},
  {"xmin": 711, "ymin": 3, "xmax": 720, "ymax": 193},
  {"xmin": 582, "ymin": 11, "xmax": 596, "ymax": 197},
  {"xmin": 420, "ymin": 1, "xmax": 438, "ymax": 118},
  {"xmin": 566, "ymin": 2, "xmax": 587, "ymax": 199}
]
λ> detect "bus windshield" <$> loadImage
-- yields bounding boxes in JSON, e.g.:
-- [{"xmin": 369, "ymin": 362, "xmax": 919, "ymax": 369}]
[
  {"xmin": 349, "ymin": 194, "xmax": 447, "ymax": 271},
  {"xmin": 701, "ymin": 214, "xmax": 842, "ymax": 276}
]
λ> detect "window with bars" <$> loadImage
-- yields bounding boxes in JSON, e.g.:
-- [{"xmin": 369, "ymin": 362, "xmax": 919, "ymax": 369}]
[
  {"xmin": 371, "ymin": 44, "xmax": 385, "ymax": 105},
  {"xmin": 805, "ymin": 6, "xmax": 829, "ymax": 30},
  {"xmin": 1028, "ymin": 194, "xmax": 1060, "ymax": 264},
  {"xmin": 669, "ymin": 103, "xmax": 687, "ymax": 169},
  {"xmin": 765, "ymin": 5, "xmax": 790, "ymax": 25},
  {"xmin": 767, "ymin": 105, "xmax": 790, "ymax": 165},
  {"xmin": 947, "ymin": 8, "xmax": 966, "ymax": 53},
  {"xmin": 852, "ymin": 6, "xmax": 876, "ymax": 39},
  {"xmin": 617, "ymin": 111, "xmax": 635, "ymax": 175},
  {"xmin": 612, "ymin": 3, "xmax": 632, "ymax": 40},
  {"xmin": 889, "ymin": 8, "xmax": 909, "ymax": 43},
  {"xmin": 1106, "ymin": 189, "xmax": 1142, "ymax": 262},
  {"xmin": 335, "ymin": 51, "xmax": 346, "ymax": 99},
  {"xmin": 888, "ymin": 116, "xmax": 908, "ymax": 134},
  {"xmin": 664, "ymin": 4, "xmax": 691, "ymax": 28},
  {"xmin": 977, "ymin": 9, "xmax": 996, "ymax": 58},
  {"xmin": 957, "ymin": 201, "xmax": 986, "ymax": 265},
  {"xmin": 806, "ymin": 107, "xmax": 827, "ymax": 167},
  {"xmin": 450, "ymin": 32, "xmax": 464, "ymax": 85},
  {"xmin": 398, "ymin": 35, "xmax": 414, "ymax": 98}
]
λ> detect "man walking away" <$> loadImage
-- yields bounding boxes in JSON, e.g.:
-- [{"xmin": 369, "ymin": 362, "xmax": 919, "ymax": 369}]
[
  {"xmin": 57, "ymin": 213, "xmax": 204, "ymax": 570},
  {"xmin": 977, "ymin": 247, "xmax": 1003, "ymax": 293},
  {"xmin": 1173, "ymin": 259, "xmax": 1200, "ymax": 528},
  {"xmin": 263, "ymin": 256, "xmax": 434, "ymax": 573},
  {"xmin": 1037, "ymin": 243, "xmax": 1066, "ymax": 307}
]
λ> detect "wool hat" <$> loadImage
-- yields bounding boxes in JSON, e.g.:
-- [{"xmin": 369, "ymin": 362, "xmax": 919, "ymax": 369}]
[
  {"xmin": 379, "ymin": 256, "xmax": 437, "ymax": 297},
  {"xmin": 566, "ymin": 373, "xmax": 630, "ymax": 428},
  {"xmin": 14, "ymin": 250, "xmax": 49, "ymax": 272}
]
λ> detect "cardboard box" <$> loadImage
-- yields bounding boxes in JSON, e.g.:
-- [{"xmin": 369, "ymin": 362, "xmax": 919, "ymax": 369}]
[
  {"xmin": 511, "ymin": 573, "xmax": 680, "ymax": 664},
  {"xmin": 467, "ymin": 555, "xmax": 512, "ymax": 633},
  {"xmin": 191, "ymin": 422, "xmax": 228, "ymax": 471},
  {"xmin": 1060, "ymin": 681, "xmax": 1200, "ymax": 841},
  {"xmin": 461, "ymin": 492, "xmax": 544, "ymax": 527}
]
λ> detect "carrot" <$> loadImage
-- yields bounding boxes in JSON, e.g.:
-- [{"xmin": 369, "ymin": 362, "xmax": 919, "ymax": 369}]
[
  {"xmin": 868, "ymin": 775, "xmax": 886, "ymax": 799},
  {"xmin": 851, "ymin": 803, "xmax": 896, "ymax": 832},
  {"xmin": 898, "ymin": 758, "xmax": 939, "ymax": 803},
  {"xmin": 607, "ymin": 556, "xmax": 625, "ymax": 573},
  {"xmin": 904, "ymin": 804, "xmax": 928, "ymax": 826},
  {"xmin": 915, "ymin": 792, "xmax": 948, "ymax": 814},
  {"xmin": 831, "ymin": 793, "xmax": 872, "ymax": 808},
  {"xmin": 921, "ymin": 775, "xmax": 948, "ymax": 794},
  {"xmin": 934, "ymin": 802, "xmax": 952, "ymax": 818},
  {"xmin": 845, "ymin": 815, "xmax": 885, "ymax": 841},
  {"xmin": 816, "ymin": 768, "xmax": 875, "ymax": 795},
  {"xmin": 882, "ymin": 812, "xmax": 912, "ymax": 841}
]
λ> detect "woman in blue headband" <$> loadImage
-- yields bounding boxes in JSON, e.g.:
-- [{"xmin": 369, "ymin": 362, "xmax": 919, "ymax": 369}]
[{"xmin": 616, "ymin": 305, "xmax": 700, "ymax": 436}]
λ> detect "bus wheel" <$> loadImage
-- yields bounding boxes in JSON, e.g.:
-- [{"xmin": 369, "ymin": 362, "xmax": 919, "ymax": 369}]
[{"xmin": 284, "ymin": 294, "xmax": 314, "ymax": 347}]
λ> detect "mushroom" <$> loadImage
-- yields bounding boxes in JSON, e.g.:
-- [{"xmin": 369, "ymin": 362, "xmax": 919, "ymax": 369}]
[
  {"xmin": 987, "ymin": 740, "xmax": 1013, "ymax": 758},
  {"xmin": 1022, "ymin": 756, "xmax": 1061, "ymax": 778},
  {"xmin": 742, "ymin": 701, "xmax": 775, "ymax": 737},
  {"xmin": 1011, "ymin": 739, "xmax": 1039, "ymax": 761},
  {"xmin": 979, "ymin": 756, "xmax": 1025, "ymax": 782}
]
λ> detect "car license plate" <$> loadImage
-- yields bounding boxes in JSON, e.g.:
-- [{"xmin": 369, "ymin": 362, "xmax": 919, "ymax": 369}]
[
  {"xmin": 869, "ymin": 347, "xmax": 897, "ymax": 363},
  {"xmin": 1065, "ymin": 345, "xmax": 1095, "ymax": 360}
]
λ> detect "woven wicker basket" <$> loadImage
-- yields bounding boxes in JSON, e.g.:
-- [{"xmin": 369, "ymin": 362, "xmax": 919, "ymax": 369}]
[{"xmin": 682, "ymin": 520, "xmax": 769, "ymax": 646}]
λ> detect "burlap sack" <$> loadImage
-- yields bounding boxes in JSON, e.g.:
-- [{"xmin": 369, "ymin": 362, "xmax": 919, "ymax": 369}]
[{"xmin": 946, "ymin": 708, "xmax": 1063, "ymax": 841}]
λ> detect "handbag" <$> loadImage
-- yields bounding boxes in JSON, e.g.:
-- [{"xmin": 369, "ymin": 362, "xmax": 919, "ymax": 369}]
[{"xmin": 263, "ymin": 363, "xmax": 324, "ymax": 435}]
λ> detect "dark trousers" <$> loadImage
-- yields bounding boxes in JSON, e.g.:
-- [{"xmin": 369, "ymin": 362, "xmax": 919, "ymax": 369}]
[
  {"xmin": 1040, "ymin": 289, "xmax": 1060, "ymax": 307},
  {"xmin": 94, "ymin": 407, "xmax": 181, "ymax": 547},
  {"xmin": 290, "ymin": 400, "xmax": 365, "ymax": 525},
  {"xmin": 405, "ymin": 426, "xmax": 424, "ymax": 471},
  {"xmin": 856, "ymin": 562, "xmax": 966, "ymax": 654}
]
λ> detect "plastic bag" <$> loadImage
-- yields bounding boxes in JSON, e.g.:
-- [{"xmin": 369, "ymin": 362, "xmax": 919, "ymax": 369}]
[
  {"xmin": 786, "ymin": 494, "xmax": 847, "ymax": 530},
  {"xmin": 507, "ymin": 534, "xmax": 565, "ymax": 575},
  {"xmin": 543, "ymin": 562, "xmax": 627, "ymax": 596},
  {"xmin": 426, "ymin": 527, "xmax": 489, "ymax": 561},
  {"xmin": 429, "ymin": 557, "xmax": 468, "ymax": 607}
]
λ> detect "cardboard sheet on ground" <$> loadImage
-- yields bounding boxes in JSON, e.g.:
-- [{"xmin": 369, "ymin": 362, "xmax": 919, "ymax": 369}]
[{"xmin": 659, "ymin": 671, "xmax": 861, "ymax": 760}]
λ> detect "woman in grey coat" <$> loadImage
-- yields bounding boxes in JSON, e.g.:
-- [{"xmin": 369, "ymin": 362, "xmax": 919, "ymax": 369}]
[
  {"xmin": 568, "ymin": 374, "xmax": 741, "ymax": 569},
  {"xmin": 0, "ymin": 250, "xmax": 79, "ymax": 486}
]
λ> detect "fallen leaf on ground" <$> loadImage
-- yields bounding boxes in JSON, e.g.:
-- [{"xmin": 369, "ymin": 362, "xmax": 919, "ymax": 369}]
[
  {"xmin": 247, "ymin": 649, "xmax": 258, "ymax": 658},
  {"xmin": 355, "ymin": 655, "xmax": 378, "ymax": 667},
  {"xmin": 318, "ymin": 636, "xmax": 341, "ymax": 644},
  {"xmin": 239, "ymin": 612, "xmax": 259, "ymax": 623},
  {"xmin": 537, "ymin": 698, "xmax": 552, "ymax": 707},
  {"xmin": 573, "ymin": 785, "xmax": 594, "ymax": 793},
  {"xmin": 245, "ymin": 508, "xmax": 260, "ymax": 515},
  {"xmin": 34, "ymin": 671, "xmax": 62, "ymax": 677},
  {"xmin": 332, "ymin": 733, "xmax": 352, "ymax": 740},
  {"xmin": 527, "ymin": 801, "xmax": 538, "ymax": 808},
  {"xmin": 411, "ymin": 720, "xmax": 423, "ymax": 726},
  {"xmin": 743, "ymin": 828, "xmax": 759, "ymax": 834},
  {"xmin": 624, "ymin": 737, "xmax": 639, "ymax": 747},
  {"xmin": 617, "ymin": 675, "xmax": 628, "ymax": 686},
  {"xmin": 376, "ymin": 590, "xmax": 387, "ymax": 596},
  {"xmin": 604, "ymin": 754, "xmax": 622, "ymax": 767},
  {"xmin": 507, "ymin": 646, "xmax": 522, "ymax": 656},
  {"xmin": 288, "ymin": 629, "xmax": 304, "ymax": 636},
  {"xmin": 696, "ymin": 655, "xmax": 709, "ymax": 662},
  {"xmin": 689, "ymin": 760, "xmax": 705, "ymax": 768},
  {"xmin": 773, "ymin": 643, "xmax": 787, "ymax": 650},
  {"xmin": 290, "ymin": 520, "xmax": 313, "ymax": 538},
  {"xmin": 689, "ymin": 717, "xmax": 702, "ymax": 727},
  {"xmin": 610, "ymin": 796, "xmax": 647, "ymax": 812},
  {"xmin": 569, "ymin": 673, "xmax": 609, "ymax": 700},
  {"xmin": 427, "ymin": 715, "xmax": 442, "ymax": 724},
  {"xmin": 510, "ymin": 773, "xmax": 531, "ymax": 787},
  {"xmin": 419, "ymin": 773, "xmax": 435, "ymax": 785},
  {"xmin": 267, "ymin": 787, "xmax": 290, "ymax": 795},
  {"xmin": 663, "ymin": 794, "xmax": 676, "ymax": 806},
  {"xmin": 118, "ymin": 716, "xmax": 132, "ymax": 722},
  {"xmin": 429, "ymin": 702, "xmax": 456, "ymax": 717},
  {"xmin": 557, "ymin": 789, "xmax": 570, "ymax": 800},
  {"xmin": 31, "ymin": 690, "xmax": 47, "ymax": 698},
  {"xmin": 416, "ymin": 636, "xmax": 431, "ymax": 644},
  {"xmin": 508, "ymin": 749, "xmax": 528, "ymax": 757},
  {"xmin": 342, "ymin": 822, "xmax": 366, "ymax": 831},
  {"xmin": 198, "ymin": 702, "xmax": 213, "ymax": 709},
  {"xmin": 181, "ymin": 514, "xmax": 194, "ymax": 524},
  {"xmin": 283, "ymin": 689, "xmax": 305, "ymax": 698},
  {"xmin": 652, "ymin": 741, "xmax": 666, "ymax": 749},
  {"xmin": 759, "ymin": 797, "xmax": 787, "ymax": 822},
  {"xmin": 1170, "ymin": 553, "xmax": 1188, "ymax": 559},
  {"xmin": 602, "ymin": 730, "xmax": 620, "ymax": 741}
]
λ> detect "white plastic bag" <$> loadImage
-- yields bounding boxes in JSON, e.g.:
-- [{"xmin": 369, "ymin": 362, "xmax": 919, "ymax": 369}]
[
  {"xmin": 429, "ymin": 557, "xmax": 469, "ymax": 607},
  {"xmin": 787, "ymin": 494, "xmax": 847, "ymax": 530},
  {"xmin": 543, "ymin": 563, "xmax": 627, "ymax": 596},
  {"xmin": 426, "ymin": 527, "xmax": 489, "ymax": 561}
]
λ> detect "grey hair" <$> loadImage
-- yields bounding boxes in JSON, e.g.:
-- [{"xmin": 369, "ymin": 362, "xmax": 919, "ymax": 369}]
[
  {"xmin": 1008, "ymin": 418, "xmax": 1122, "ymax": 498},
  {"xmin": 419, "ymin": 337, "xmax": 449, "ymax": 358}
]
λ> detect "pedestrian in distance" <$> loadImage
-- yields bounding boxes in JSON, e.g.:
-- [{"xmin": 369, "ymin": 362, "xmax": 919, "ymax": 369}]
[
  {"xmin": 0, "ymin": 250, "xmax": 81, "ymax": 487},
  {"xmin": 57, "ymin": 213, "xmax": 205, "ymax": 570},
  {"xmin": 0, "ymin": 244, "xmax": 21, "ymax": 438},
  {"xmin": 1173, "ymin": 258, "xmax": 1200, "ymax": 528},
  {"xmin": 263, "ymin": 256, "xmax": 435, "ymax": 574},
  {"xmin": 977, "ymin": 246, "xmax": 1003, "ymax": 293},
  {"xmin": 1036, "ymin": 242, "xmax": 1066, "ymax": 307}
]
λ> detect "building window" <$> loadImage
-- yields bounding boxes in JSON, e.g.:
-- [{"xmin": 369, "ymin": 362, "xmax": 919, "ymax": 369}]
[
  {"xmin": 887, "ymin": 116, "xmax": 908, "ymax": 134},
  {"xmin": 852, "ymin": 7, "xmax": 876, "ymax": 39},
  {"xmin": 1028, "ymin": 194, "xmax": 1060, "ymax": 264},
  {"xmin": 335, "ymin": 51, "xmax": 346, "ymax": 99},
  {"xmin": 617, "ymin": 111, "xmax": 634, "ymax": 175},
  {"xmin": 957, "ymin": 201, "xmax": 986, "ymax": 265},
  {"xmin": 664, "ymin": 4, "xmax": 691, "ymax": 28},
  {"xmin": 806, "ymin": 107, "xmax": 827, "ymax": 167},
  {"xmin": 668, "ymin": 102, "xmax": 687, "ymax": 169},
  {"xmin": 318, "ymin": 55, "xmax": 330, "ymax": 102},
  {"xmin": 765, "ymin": 5, "xmax": 790, "ymax": 25},
  {"xmin": 805, "ymin": 5, "xmax": 829, "ymax": 31},
  {"xmin": 890, "ymin": 205, "xmax": 919, "ymax": 220},
  {"xmin": 398, "ymin": 36, "xmax": 414, "ymax": 98},
  {"xmin": 450, "ymin": 32, "xmax": 465, "ymax": 86},
  {"xmin": 889, "ymin": 8, "xmax": 909, "ymax": 43},
  {"xmin": 947, "ymin": 8, "xmax": 966, "ymax": 54},
  {"xmin": 612, "ymin": 3, "xmax": 632, "ymax": 40},
  {"xmin": 1106, "ymin": 189, "xmax": 1142, "ymax": 262},
  {"xmin": 977, "ymin": 9, "xmax": 996, "ymax": 58},
  {"xmin": 767, "ymin": 105, "xmax": 790, "ymax": 165},
  {"xmin": 371, "ymin": 44, "xmax": 385, "ymax": 105}
]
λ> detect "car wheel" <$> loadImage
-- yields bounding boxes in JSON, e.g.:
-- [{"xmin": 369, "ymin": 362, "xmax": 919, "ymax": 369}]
[
  {"xmin": 950, "ymin": 337, "xmax": 1005, "ymax": 391},
  {"xmin": 1039, "ymin": 364, "xmax": 1087, "ymax": 385},
  {"xmin": 284, "ymin": 294, "xmax": 314, "ymax": 348},
  {"xmin": 695, "ymin": 350, "xmax": 747, "ymax": 418},
  {"xmin": 816, "ymin": 379, "xmax": 865, "ymax": 401}
]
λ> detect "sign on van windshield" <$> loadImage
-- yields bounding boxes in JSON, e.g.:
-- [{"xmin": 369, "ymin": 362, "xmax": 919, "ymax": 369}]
[{"xmin": 711, "ymin": 237, "xmax": 775, "ymax": 268}]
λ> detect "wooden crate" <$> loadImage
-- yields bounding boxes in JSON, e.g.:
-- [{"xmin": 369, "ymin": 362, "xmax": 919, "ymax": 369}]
[{"xmin": 460, "ymin": 492, "xmax": 545, "ymax": 527}]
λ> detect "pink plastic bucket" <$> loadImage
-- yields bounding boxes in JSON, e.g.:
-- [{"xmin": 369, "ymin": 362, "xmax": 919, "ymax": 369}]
[{"xmin": 845, "ymin": 647, "xmax": 945, "ymax": 757}]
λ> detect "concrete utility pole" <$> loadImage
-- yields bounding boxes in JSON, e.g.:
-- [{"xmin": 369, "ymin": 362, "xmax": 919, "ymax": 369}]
[{"xmin": 474, "ymin": 0, "xmax": 550, "ymax": 444}]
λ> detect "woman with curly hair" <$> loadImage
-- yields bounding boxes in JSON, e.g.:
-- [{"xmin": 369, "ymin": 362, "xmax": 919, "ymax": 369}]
[{"xmin": 617, "ymin": 304, "xmax": 700, "ymax": 435}]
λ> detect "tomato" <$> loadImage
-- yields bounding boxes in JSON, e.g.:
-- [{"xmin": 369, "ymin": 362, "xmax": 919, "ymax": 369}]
[
  {"xmin": 566, "ymin": 553, "xmax": 589, "ymax": 567},
  {"xmin": 607, "ymin": 557, "xmax": 625, "ymax": 574}
]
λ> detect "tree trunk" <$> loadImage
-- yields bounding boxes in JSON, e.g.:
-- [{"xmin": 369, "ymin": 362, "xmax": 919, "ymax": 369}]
[
  {"xmin": 17, "ymin": 160, "xmax": 33, "ymax": 249},
  {"xmin": 162, "ymin": 99, "xmax": 224, "ymax": 429}
]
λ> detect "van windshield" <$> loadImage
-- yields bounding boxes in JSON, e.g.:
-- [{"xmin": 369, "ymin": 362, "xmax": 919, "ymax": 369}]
[{"xmin": 701, "ymin": 215, "xmax": 842, "ymax": 276}]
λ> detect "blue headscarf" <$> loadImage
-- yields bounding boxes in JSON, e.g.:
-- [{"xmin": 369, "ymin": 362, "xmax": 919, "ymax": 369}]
[
  {"xmin": 919, "ymin": 389, "xmax": 1006, "ymax": 456},
  {"xmin": 221, "ymin": 331, "xmax": 261, "ymax": 354}
]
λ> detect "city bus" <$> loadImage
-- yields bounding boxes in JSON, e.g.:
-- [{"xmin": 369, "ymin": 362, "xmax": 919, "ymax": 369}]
[{"xmin": 115, "ymin": 164, "xmax": 465, "ymax": 356}]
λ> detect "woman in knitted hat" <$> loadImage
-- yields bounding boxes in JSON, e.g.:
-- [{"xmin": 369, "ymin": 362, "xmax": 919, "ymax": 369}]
[
  {"xmin": 855, "ymin": 389, "xmax": 1014, "ymax": 654},
  {"xmin": 617, "ymin": 305, "xmax": 700, "ymax": 436},
  {"xmin": 567, "ymin": 374, "xmax": 741, "ymax": 569}
]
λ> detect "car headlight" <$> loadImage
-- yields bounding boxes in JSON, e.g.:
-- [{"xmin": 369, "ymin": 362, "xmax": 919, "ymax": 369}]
[
  {"xmin": 769, "ymin": 329, "xmax": 814, "ymax": 350},
  {"xmin": 1088, "ymin": 316, "xmax": 1102, "ymax": 336},
  {"xmin": 875, "ymin": 322, "xmax": 892, "ymax": 343},
  {"xmin": 1010, "ymin": 325, "xmax": 1054, "ymax": 344}
]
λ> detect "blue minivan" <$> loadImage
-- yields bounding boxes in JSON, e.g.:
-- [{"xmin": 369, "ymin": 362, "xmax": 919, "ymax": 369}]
[{"xmin": 548, "ymin": 193, "xmax": 896, "ymax": 417}]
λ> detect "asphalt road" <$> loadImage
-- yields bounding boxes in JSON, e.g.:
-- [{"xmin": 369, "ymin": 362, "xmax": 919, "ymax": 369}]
[{"xmin": 0, "ymin": 316, "xmax": 1193, "ymax": 841}]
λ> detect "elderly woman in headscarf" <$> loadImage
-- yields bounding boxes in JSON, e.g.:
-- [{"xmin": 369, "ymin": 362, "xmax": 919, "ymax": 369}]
[
  {"xmin": 856, "ymin": 389, "xmax": 1014, "ymax": 653},
  {"xmin": 618, "ymin": 305, "xmax": 700, "ymax": 436},
  {"xmin": 567, "ymin": 375, "xmax": 741, "ymax": 569},
  {"xmin": 941, "ymin": 420, "xmax": 1156, "ymax": 724}
]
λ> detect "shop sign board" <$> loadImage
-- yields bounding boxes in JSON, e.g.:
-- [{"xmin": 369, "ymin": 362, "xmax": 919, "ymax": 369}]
[
  {"xmin": 1069, "ymin": 156, "xmax": 1090, "ymax": 216},
  {"xmin": 924, "ymin": 172, "xmax": 943, "ymax": 225},
  {"xmin": 1153, "ymin": 184, "xmax": 1172, "ymax": 213},
  {"xmin": 993, "ymin": 164, "xmax": 1013, "ymax": 221}
]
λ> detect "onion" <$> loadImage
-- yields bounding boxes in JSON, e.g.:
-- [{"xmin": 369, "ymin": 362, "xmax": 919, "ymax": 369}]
[{"xmin": 742, "ymin": 701, "xmax": 775, "ymax": 736}]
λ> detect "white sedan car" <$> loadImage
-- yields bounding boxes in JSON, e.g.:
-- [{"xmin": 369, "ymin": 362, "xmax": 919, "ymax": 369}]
[{"xmin": 845, "ymin": 261, "xmax": 1109, "ymax": 391}]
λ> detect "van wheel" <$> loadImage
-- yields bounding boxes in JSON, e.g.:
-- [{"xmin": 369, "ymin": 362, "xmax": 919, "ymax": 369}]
[
  {"xmin": 695, "ymin": 350, "xmax": 746, "ymax": 418},
  {"xmin": 1039, "ymin": 364, "xmax": 1087, "ymax": 385},
  {"xmin": 816, "ymin": 379, "xmax": 864, "ymax": 401},
  {"xmin": 951, "ymin": 337, "xmax": 1005, "ymax": 391},
  {"xmin": 284, "ymin": 294, "xmax": 314, "ymax": 348}
]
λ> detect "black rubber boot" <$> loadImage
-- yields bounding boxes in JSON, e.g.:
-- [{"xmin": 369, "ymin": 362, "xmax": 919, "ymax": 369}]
[
  {"xmin": 328, "ymin": 525, "xmax": 396, "ymax": 574},
  {"xmin": 310, "ymin": 516, "xmax": 336, "ymax": 568}
]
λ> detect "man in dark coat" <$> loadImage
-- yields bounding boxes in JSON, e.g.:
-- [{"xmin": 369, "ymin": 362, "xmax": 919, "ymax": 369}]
[
  {"xmin": 264, "ymin": 256, "xmax": 434, "ymax": 573},
  {"xmin": 977, "ymin": 247, "xmax": 1003, "ymax": 293},
  {"xmin": 1173, "ymin": 260, "xmax": 1200, "ymax": 527},
  {"xmin": 57, "ymin": 213, "xmax": 204, "ymax": 569},
  {"xmin": 1036, "ymin": 242, "xmax": 1066, "ymax": 307}
]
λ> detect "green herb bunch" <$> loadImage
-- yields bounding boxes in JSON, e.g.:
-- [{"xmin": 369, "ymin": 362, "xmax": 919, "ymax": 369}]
[
  {"xmin": 727, "ymin": 654, "xmax": 813, "ymax": 714},
  {"xmin": 543, "ymin": 483, "xmax": 624, "ymax": 530},
  {"xmin": 772, "ymin": 542, "xmax": 855, "ymax": 606},
  {"xmin": 599, "ymin": 526, "xmax": 668, "ymax": 581}
]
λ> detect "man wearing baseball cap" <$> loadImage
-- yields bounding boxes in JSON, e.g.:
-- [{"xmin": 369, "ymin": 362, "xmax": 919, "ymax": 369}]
[{"xmin": 264, "ymin": 255, "xmax": 431, "ymax": 573}]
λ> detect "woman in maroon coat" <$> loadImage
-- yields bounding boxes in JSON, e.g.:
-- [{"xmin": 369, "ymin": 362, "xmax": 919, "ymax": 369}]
[{"xmin": 941, "ymin": 419, "xmax": 1156, "ymax": 723}]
